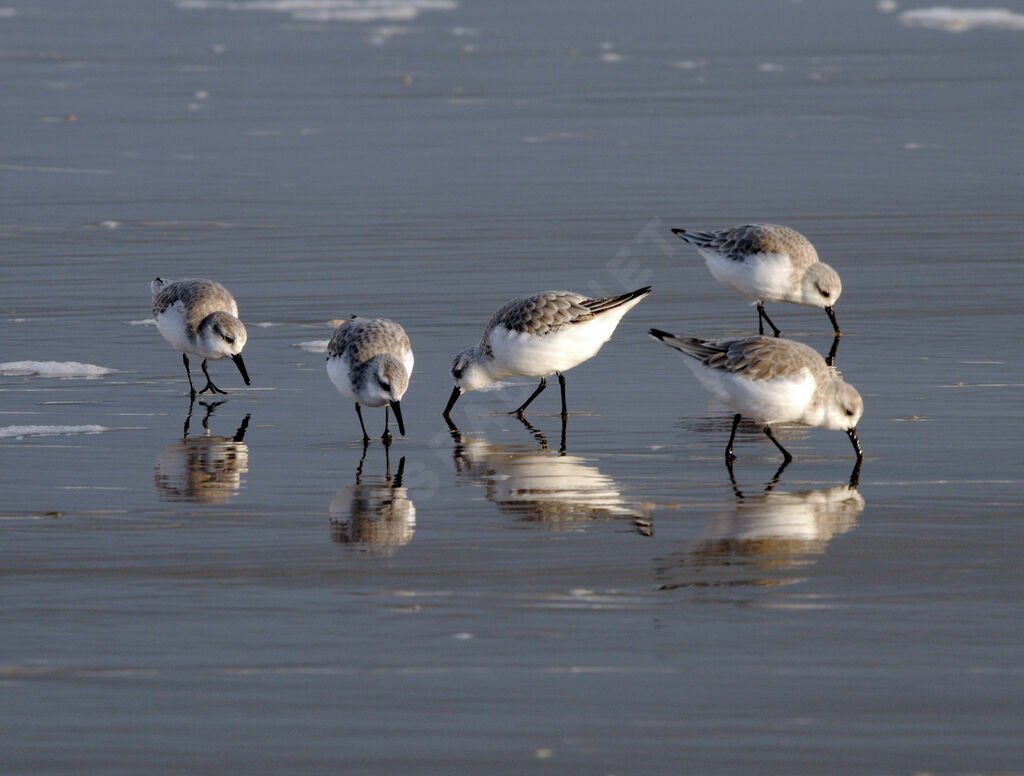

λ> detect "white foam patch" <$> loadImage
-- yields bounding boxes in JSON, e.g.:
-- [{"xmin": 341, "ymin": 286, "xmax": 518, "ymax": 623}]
[
  {"xmin": 294, "ymin": 340, "xmax": 330, "ymax": 353},
  {"xmin": 0, "ymin": 361, "xmax": 117, "ymax": 378},
  {"xmin": 0, "ymin": 425, "xmax": 110, "ymax": 439},
  {"xmin": 899, "ymin": 7, "xmax": 1024, "ymax": 31},
  {"xmin": 174, "ymin": 0, "xmax": 457, "ymax": 23},
  {"xmin": 127, "ymin": 318, "xmax": 157, "ymax": 326}
]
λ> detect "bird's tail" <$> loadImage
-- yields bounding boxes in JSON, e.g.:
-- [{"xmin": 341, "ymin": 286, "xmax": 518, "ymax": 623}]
[
  {"xmin": 151, "ymin": 277, "xmax": 170, "ymax": 297},
  {"xmin": 649, "ymin": 328, "xmax": 715, "ymax": 361},
  {"xmin": 583, "ymin": 286, "xmax": 652, "ymax": 314},
  {"xmin": 670, "ymin": 228, "xmax": 718, "ymax": 249}
]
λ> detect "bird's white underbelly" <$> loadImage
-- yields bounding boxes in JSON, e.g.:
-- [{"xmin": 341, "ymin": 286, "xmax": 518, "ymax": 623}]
[
  {"xmin": 155, "ymin": 304, "xmax": 199, "ymax": 356},
  {"xmin": 327, "ymin": 355, "xmax": 359, "ymax": 403},
  {"xmin": 488, "ymin": 317, "xmax": 620, "ymax": 378},
  {"xmin": 702, "ymin": 251, "xmax": 795, "ymax": 303},
  {"xmin": 689, "ymin": 365, "xmax": 817, "ymax": 425}
]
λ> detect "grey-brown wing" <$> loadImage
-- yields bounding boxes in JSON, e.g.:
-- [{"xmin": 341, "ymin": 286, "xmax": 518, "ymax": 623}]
[
  {"xmin": 677, "ymin": 224, "xmax": 814, "ymax": 263},
  {"xmin": 484, "ymin": 291, "xmax": 593, "ymax": 338},
  {"xmin": 152, "ymin": 279, "xmax": 237, "ymax": 330},
  {"xmin": 328, "ymin": 318, "xmax": 409, "ymax": 363},
  {"xmin": 710, "ymin": 337, "xmax": 824, "ymax": 381}
]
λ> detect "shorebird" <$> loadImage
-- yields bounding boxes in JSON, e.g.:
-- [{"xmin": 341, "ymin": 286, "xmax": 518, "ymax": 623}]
[
  {"xmin": 443, "ymin": 287, "xmax": 651, "ymax": 419},
  {"xmin": 152, "ymin": 277, "xmax": 250, "ymax": 397},
  {"xmin": 327, "ymin": 317, "xmax": 412, "ymax": 445},
  {"xmin": 649, "ymin": 328, "xmax": 863, "ymax": 463},
  {"xmin": 671, "ymin": 224, "xmax": 842, "ymax": 336}
]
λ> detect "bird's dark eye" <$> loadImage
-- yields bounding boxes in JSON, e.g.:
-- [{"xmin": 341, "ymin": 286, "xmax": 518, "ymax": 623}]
[
  {"xmin": 819, "ymin": 289, "xmax": 831, "ymax": 298},
  {"xmin": 380, "ymin": 381, "xmax": 391, "ymax": 392},
  {"xmin": 223, "ymin": 334, "xmax": 235, "ymax": 344},
  {"xmin": 845, "ymin": 408, "xmax": 854, "ymax": 416}
]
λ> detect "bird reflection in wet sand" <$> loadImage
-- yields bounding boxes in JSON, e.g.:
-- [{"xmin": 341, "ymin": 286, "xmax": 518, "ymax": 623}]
[
  {"xmin": 329, "ymin": 446, "xmax": 416, "ymax": 554},
  {"xmin": 657, "ymin": 475, "xmax": 863, "ymax": 590},
  {"xmin": 154, "ymin": 400, "xmax": 250, "ymax": 503},
  {"xmin": 446, "ymin": 415, "xmax": 652, "ymax": 535}
]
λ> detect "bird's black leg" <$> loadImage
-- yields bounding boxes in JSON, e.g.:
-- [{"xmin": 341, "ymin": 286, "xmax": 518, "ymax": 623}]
[
  {"xmin": 825, "ymin": 305, "xmax": 840, "ymax": 336},
  {"xmin": 757, "ymin": 303, "xmax": 781, "ymax": 337},
  {"xmin": 847, "ymin": 427, "xmax": 863, "ymax": 461},
  {"xmin": 382, "ymin": 405, "xmax": 393, "ymax": 446},
  {"xmin": 762, "ymin": 425, "xmax": 793, "ymax": 463},
  {"xmin": 354, "ymin": 403, "xmax": 370, "ymax": 443},
  {"xmin": 182, "ymin": 353, "xmax": 196, "ymax": 399},
  {"xmin": 826, "ymin": 334, "xmax": 840, "ymax": 368},
  {"xmin": 558, "ymin": 411, "xmax": 567, "ymax": 455},
  {"xmin": 198, "ymin": 359, "xmax": 227, "ymax": 395},
  {"xmin": 557, "ymin": 372, "xmax": 568, "ymax": 417},
  {"xmin": 512, "ymin": 377, "xmax": 547, "ymax": 416},
  {"xmin": 725, "ymin": 413, "xmax": 741, "ymax": 461}
]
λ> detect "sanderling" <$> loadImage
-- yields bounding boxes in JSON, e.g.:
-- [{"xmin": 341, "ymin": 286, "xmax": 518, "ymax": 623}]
[
  {"xmin": 649, "ymin": 329, "xmax": 863, "ymax": 462},
  {"xmin": 327, "ymin": 317, "xmax": 413, "ymax": 445},
  {"xmin": 443, "ymin": 287, "xmax": 652, "ymax": 419},
  {"xmin": 671, "ymin": 224, "xmax": 842, "ymax": 336},
  {"xmin": 152, "ymin": 278, "xmax": 250, "ymax": 397}
]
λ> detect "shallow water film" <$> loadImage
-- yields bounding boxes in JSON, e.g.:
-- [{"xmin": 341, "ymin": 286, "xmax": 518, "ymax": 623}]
[{"xmin": 2, "ymin": 1, "xmax": 1024, "ymax": 773}]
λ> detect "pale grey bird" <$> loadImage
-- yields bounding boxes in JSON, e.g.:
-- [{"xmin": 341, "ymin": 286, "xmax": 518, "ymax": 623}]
[
  {"xmin": 650, "ymin": 328, "xmax": 863, "ymax": 462},
  {"xmin": 672, "ymin": 224, "xmax": 842, "ymax": 336},
  {"xmin": 327, "ymin": 317, "xmax": 413, "ymax": 444},
  {"xmin": 152, "ymin": 277, "xmax": 250, "ymax": 397}
]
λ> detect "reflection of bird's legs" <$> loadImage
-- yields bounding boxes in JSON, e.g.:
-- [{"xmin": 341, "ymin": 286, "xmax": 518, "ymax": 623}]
[
  {"xmin": 764, "ymin": 457, "xmax": 791, "ymax": 491},
  {"xmin": 198, "ymin": 359, "xmax": 227, "ymax": 395},
  {"xmin": 354, "ymin": 403, "xmax": 370, "ymax": 443},
  {"xmin": 355, "ymin": 438, "xmax": 369, "ymax": 484},
  {"xmin": 757, "ymin": 303, "xmax": 781, "ymax": 337},
  {"xmin": 515, "ymin": 414, "xmax": 549, "ymax": 450},
  {"xmin": 725, "ymin": 413, "xmax": 741, "ymax": 461},
  {"xmin": 762, "ymin": 425, "xmax": 793, "ymax": 463},
  {"xmin": 232, "ymin": 414, "xmax": 250, "ymax": 443},
  {"xmin": 849, "ymin": 457, "xmax": 862, "ymax": 488},
  {"xmin": 384, "ymin": 441, "xmax": 392, "ymax": 480},
  {"xmin": 558, "ymin": 411, "xmax": 567, "ymax": 455},
  {"xmin": 725, "ymin": 455, "xmax": 742, "ymax": 498},
  {"xmin": 196, "ymin": 399, "xmax": 225, "ymax": 435},
  {"xmin": 512, "ymin": 377, "xmax": 546, "ymax": 416},
  {"xmin": 382, "ymin": 405, "xmax": 392, "ymax": 446},
  {"xmin": 826, "ymin": 334, "xmax": 840, "ymax": 368},
  {"xmin": 182, "ymin": 395, "xmax": 196, "ymax": 438}
]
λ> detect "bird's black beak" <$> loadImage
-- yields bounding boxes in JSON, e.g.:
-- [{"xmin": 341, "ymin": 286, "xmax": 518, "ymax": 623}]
[
  {"xmin": 847, "ymin": 427, "xmax": 863, "ymax": 460},
  {"xmin": 825, "ymin": 306, "xmax": 840, "ymax": 335},
  {"xmin": 232, "ymin": 354, "xmax": 250, "ymax": 386},
  {"xmin": 443, "ymin": 385, "xmax": 461, "ymax": 418},
  {"xmin": 390, "ymin": 400, "xmax": 405, "ymax": 436}
]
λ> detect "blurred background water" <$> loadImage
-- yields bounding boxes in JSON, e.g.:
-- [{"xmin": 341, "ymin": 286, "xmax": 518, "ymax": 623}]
[{"xmin": 2, "ymin": 1, "xmax": 1024, "ymax": 773}]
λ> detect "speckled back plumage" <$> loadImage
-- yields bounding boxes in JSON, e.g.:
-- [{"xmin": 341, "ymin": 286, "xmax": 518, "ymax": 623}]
[
  {"xmin": 678, "ymin": 224, "xmax": 819, "ymax": 269},
  {"xmin": 327, "ymin": 318, "xmax": 411, "ymax": 365},
  {"xmin": 483, "ymin": 291, "xmax": 593, "ymax": 339},
  {"xmin": 667, "ymin": 335, "xmax": 830, "ymax": 384},
  {"xmin": 152, "ymin": 278, "xmax": 239, "ymax": 335}
]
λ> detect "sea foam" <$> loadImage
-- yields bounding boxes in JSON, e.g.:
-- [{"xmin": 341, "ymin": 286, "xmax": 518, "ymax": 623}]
[
  {"xmin": 900, "ymin": 6, "xmax": 1024, "ymax": 31},
  {"xmin": 0, "ymin": 361, "xmax": 117, "ymax": 378},
  {"xmin": 294, "ymin": 340, "xmax": 330, "ymax": 353},
  {"xmin": 0, "ymin": 425, "xmax": 110, "ymax": 439},
  {"xmin": 174, "ymin": 0, "xmax": 457, "ymax": 23}
]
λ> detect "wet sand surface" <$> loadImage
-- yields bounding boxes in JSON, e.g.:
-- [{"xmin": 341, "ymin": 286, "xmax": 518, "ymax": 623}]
[{"xmin": 2, "ymin": 1, "xmax": 1024, "ymax": 772}]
